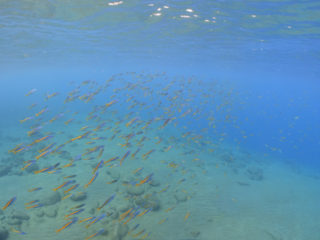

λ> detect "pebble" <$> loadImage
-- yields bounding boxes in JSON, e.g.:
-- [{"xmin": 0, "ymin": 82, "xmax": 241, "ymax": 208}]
[
  {"xmin": 135, "ymin": 195, "xmax": 160, "ymax": 211},
  {"xmin": 107, "ymin": 169, "xmax": 120, "ymax": 180},
  {"xmin": 126, "ymin": 185, "xmax": 144, "ymax": 196},
  {"xmin": 149, "ymin": 178, "xmax": 160, "ymax": 187},
  {"xmin": 118, "ymin": 202, "xmax": 132, "ymax": 212},
  {"xmin": 174, "ymin": 191, "xmax": 188, "ymax": 203},
  {"xmin": 107, "ymin": 207, "xmax": 119, "ymax": 220},
  {"xmin": 34, "ymin": 209, "xmax": 44, "ymax": 218},
  {"xmin": 246, "ymin": 167, "xmax": 264, "ymax": 181},
  {"xmin": 44, "ymin": 207, "xmax": 57, "ymax": 218},
  {"xmin": 71, "ymin": 192, "xmax": 87, "ymax": 201}
]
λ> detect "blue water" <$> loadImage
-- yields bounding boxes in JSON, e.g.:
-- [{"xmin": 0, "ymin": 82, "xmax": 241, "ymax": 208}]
[{"xmin": 0, "ymin": 1, "xmax": 320, "ymax": 240}]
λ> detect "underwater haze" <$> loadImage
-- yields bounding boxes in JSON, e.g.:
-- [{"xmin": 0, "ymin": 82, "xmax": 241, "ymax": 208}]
[{"xmin": 0, "ymin": 1, "xmax": 319, "ymax": 240}]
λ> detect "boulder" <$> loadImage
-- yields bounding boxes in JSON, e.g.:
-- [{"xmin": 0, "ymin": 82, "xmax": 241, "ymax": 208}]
[
  {"xmin": 246, "ymin": 167, "xmax": 264, "ymax": 181},
  {"xmin": 0, "ymin": 226, "xmax": 8, "ymax": 240}
]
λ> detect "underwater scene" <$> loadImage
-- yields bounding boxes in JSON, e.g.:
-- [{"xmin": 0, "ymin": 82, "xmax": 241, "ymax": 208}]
[{"xmin": 0, "ymin": 1, "xmax": 320, "ymax": 240}]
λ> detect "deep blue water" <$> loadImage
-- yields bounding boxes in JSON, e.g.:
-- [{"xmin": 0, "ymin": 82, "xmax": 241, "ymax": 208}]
[{"xmin": 1, "ymin": 12, "xmax": 320, "ymax": 164}]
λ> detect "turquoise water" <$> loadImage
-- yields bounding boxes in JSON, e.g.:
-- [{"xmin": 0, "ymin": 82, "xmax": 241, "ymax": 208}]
[{"xmin": 1, "ymin": 1, "xmax": 320, "ymax": 240}]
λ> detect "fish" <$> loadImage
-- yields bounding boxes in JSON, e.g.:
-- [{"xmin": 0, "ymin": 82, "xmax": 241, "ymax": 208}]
[
  {"xmin": 70, "ymin": 131, "xmax": 92, "ymax": 142},
  {"xmin": 35, "ymin": 107, "xmax": 48, "ymax": 117},
  {"xmin": 61, "ymin": 161, "xmax": 74, "ymax": 168},
  {"xmin": 28, "ymin": 187, "xmax": 42, "ymax": 192},
  {"xmin": 33, "ymin": 135, "xmax": 54, "ymax": 145},
  {"xmin": 164, "ymin": 207, "xmax": 174, "ymax": 212},
  {"xmin": 106, "ymin": 179, "xmax": 118, "ymax": 184},
  {"xmin": 133, "ymin": 167, "xmax": 144, "ymax": 174},
  {"xmin": 2, "ymin": 197, "xmax": 16, "ymax": 210},
  {"xmin": 64, "ymin": 119, "xmax": 74, "ymax": 125},
  {"xmin": 21, "ymin": 160, "xmax": 36, "ymax": 171},
  {"xmin": 29, "ymin": 103, "xmax": 37, "ymax": 109},
  {"xmin": 20, "ymin": 116, "xmax": 34, "ymax": 123},
  {"xmin": 38, "ymin": 143, "xmax": 56, "ymax": 153},
  {"xmin": 140, "ymin": 232, "xmax": 151, "ymax": 240},
  {"xmin": 135, "ymin": 173, "xmax": 154, "ymax": 186},
  {"xmin": 84, "ymin": 171, "xmax": 99, "ymax": 188},
  {"xmin": 131, "ymin": 148, "xmax": 140, "ymax": 158},
  {"xmin": 25, "ymin": 88, "xmax": 37, "ymax": 96},
  {"xmin": 70, "ymin": 203, "xmax": 85, "ymax": 210},
  {"xmin": 137, "ymin": 136, "xmax": 146, "ymax": 145},
  {"xmin": 49, "ymin": 113, "xmax": 64, "ymax": 123},
  {"xmin": 139, "ymin": 232, "xmax": 151, "ymax": 240},
  {"xmin": 142, "ymin": 149, "xmax": 155, "ymax": 159},
  {"xmin": 25, "ymin": 200, "xmax": 39, "ymax": 206},
  {"xmin": 92, "ymin": 159, "xmax": 104, "ymax": 174},
  {"xmin": 93, "ymin": 122, "xmax": 106, "ymax": 131},
  {"xmin": 79, "ymin": 216, "xmax": 94, "ymax": 224},
  {"xmin": 161, "ymin": 117, "xmax": 176, "ymax": 128},
  {"xmin": 9, "ymin": 144, "xmax": 23, "ymax": 153},
  {"xmin": 128, "ymin": 223, "xmax": 140, "ymax": 235},
  {"xmin": 45, "ymin": 92, "xmax": 59, "ymax": 100},
  {"xmin": 104, "ymin": 100, "xmax": 117, "ymax": 108},
  {"xmin": 34, "ymin": 163, "xmax": 60, "ymax": 174},
  {"xmin": 132, "ymin": 229, "xmax": 145, "ymax": 238},
  {"xmin": 184, "ymin": 212, "xmax": 190, "ymax": 221},
  {"xmin": 119, "ymin": 208, "xmax": 133, "ymax": 222},
  {"xmin": 80, "ymin": 126, "xmax": 89, "ymax": 131},
  {"xmin": 27, "ymin": 125, "xmax": 43, "ymax": 136},
  {"xmin": 64, "ymin": 184, "xmax": 79, "ymax": 194},
  {"xmin": 155, "ymin": 137, "xmax": 162, "ymax": 144},
  {"xmin": 158, "ymin": 218, "xmax": 168, "ymax": 224},
  {"xmin": 137, "ymin": 208, "xmax": 152, "ymax": 217},
  {"xmin": 120, "ymin": 150, "xmax": 130, "ymax": 166},
  {"xmin": 123, "ymin": 209, "xmax": 141, "ymax": 225},
  {"xmin": 164, "ymin": 145, "xmax": 172, "ymax": 152},
  {"xmin": 25, "ymin": 203, "xmax": 43, "ymax": 209},
  {"xmin": 97, "ymin": 194, "xmax": 116, "ymax": 210},
  {"xmin": 178, "ymin": 178, "xmax": 186, "ymax": 184},
  {"xmin": 168, "ymin": 162, "xmax": 178, "ymax": 168},
  {"xmin": 82, "ymin": 145, "xmax": 104, "ymax": 157},
  {"xmin": 56, "ymin": 217, "xmax": 78, "ymax": 233},
  {"xmin": 10, "ymin": 143, "xmax": 31, "ymax": 154},
  {"xmin": 98, "ymin": 147, "xmax": 104, "ymax": 158},
  {"xmin": 126, "ymin": 117, "xmax": 139, "ymax": 127},
  {"xmin": 63, "ymin": 174, "xmax": 77, "ymax": 179},
  {"xmin": 65, "ymin": 209, "xmax": 84, "ymax": 219},
  {"xmin": 35, "ymin": 149, "xmax": 52, "ymax": 160},
  {"xmin": 62, "ymin": 194, "xmax": 73, "ymax": 201},
  {"xmin": 52, "ymin": 144, "xmax": 66, "ymax": 154},
  {"xmin": 85, "ymin": 214, "xmax": 106, "ymax": 228},
  {"xmin": 53, "ymin": 180, "xmax": 76, "ymax": 191},
  {"xmin": 85, "ymin": 228, "xmax": 104, "ymax": 240},
  {"xmin": 11, "ymin": 228, "xmax": 26, "ymax": 235}
]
